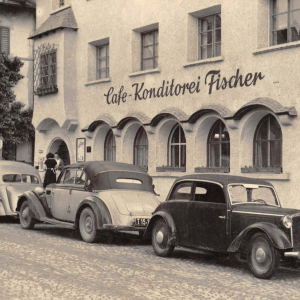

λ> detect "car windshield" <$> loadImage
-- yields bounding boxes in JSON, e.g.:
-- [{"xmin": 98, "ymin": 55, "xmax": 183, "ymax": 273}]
[{"xmin": 228, "ymin": 184, "xmax": 279, "ymax": 206}]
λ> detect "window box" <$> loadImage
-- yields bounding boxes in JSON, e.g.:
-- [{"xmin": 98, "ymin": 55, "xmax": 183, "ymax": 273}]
[
  {"xmin": 195, "ymin": 167, "xmax": 230, "ymax": 173},
  {"xmin": 35, "ymin": 85, "xmax": 58, "ymax": 96},
  {"xmin": 156, "ymin": 166, "xmax": 186, "ymax": 172},
  {"xmin": 241, "ymin": 166, "xmax": 282, "ymax": 174}
]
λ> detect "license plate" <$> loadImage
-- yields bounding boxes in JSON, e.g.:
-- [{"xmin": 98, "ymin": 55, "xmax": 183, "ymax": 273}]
[{"xmin": 133, "ymin": 218, "xmax": 150, "ymax": 227}]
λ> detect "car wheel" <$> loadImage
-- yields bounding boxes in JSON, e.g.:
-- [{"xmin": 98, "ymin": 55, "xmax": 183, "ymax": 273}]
[
  {"xmin": 247, "ymin": 232, "xmax": 281, "ymax": 279},
  {"xmin": 79, "ymin": 207, "xmax": 98, "ymax": 243},
  {"xmin": 152, "ymin": 219, "xmax": 174, "ymax": 257},
  {"xmin": 19, "ymin": 201, "xmax": 35, "ymax": 229}
]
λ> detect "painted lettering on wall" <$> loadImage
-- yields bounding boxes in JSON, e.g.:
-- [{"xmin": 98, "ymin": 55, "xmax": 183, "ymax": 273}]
[{"xmin": 104, "ymin": 69, "xmax": 265, "ymax": 105}]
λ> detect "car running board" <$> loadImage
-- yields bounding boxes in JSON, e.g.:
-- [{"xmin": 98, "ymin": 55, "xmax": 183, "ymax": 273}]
[{"xmin": 40, "ymin": 217, "xmax": 75, "ymax": 229}]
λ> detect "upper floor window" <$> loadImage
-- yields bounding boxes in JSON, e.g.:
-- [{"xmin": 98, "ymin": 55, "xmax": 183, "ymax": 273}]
[
  {"xmin": 59, "ymin": 0, "xmax": 64, "ymax": 7},
  {"xmin": 254, "ymin": 114, "xmax": 282, "ymax": 168},
  {"xmin": 142, "ymin": 30, "xmax": 158, "ymax": 71},
  {"xmin": 0, "ymin": 27, "xmax": 10, "ymax": 55},
  {"xmin": 198, "ymin": 13, "xmax": 221, "ymax": 59},
  {"xmin": 104, "ymin": 129, "xmax": 116, "ymax": 162},
  {"xmin": 208, "ymin": 120, "xmax": 230, "ymax": 168},
  {"xmin": 40, "ymin": 51, "xmax": 57, "ymax": 89},
  {"xmin": 169, "ymin": 124, "xmax": 186, "ymax": 168},
  {"xmin": 271, "ymin": 0, "xmax": 300, "ymax": 45},
  {"xmin": 134, "ymin": 127, "xmax": 148, "ymax": 168},
  {"xmin": 96, "ymin": 44, "xmax": 109, "ymax": 79}
]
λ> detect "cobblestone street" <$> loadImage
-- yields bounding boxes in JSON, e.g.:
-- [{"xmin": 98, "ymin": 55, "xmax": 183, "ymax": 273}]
[{"xmin": 0, "ymin": 218, "xmax": 300, "ymax": 300}]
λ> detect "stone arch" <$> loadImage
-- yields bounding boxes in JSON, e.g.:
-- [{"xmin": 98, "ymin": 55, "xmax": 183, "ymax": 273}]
[
  {"xmin": 93, "ymin": 123, "xmax": 113, "ymax": 161},
  {"xmin": 48, "ymin": 137, "xmax": 71, "ymax": 165},
  {"xmin": 36, "ymin": 118, "xmax": 61, "ymax": 134},
  {"xmin": 150, "ymin": 107, "xmax": 189, "ymax": 126}
]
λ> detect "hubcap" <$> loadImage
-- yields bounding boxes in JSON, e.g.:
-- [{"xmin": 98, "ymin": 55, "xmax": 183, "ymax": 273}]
[
  {"xmin": 156, "ymin": 230, "xmax": 164, "ymax": 243},
  {"xmin": 256, "ymin": 248, "xmax": 266, "ymax": 263},
  {"xmin": 85, "ymin": 216, "xmax": 93, "ymax": 234}
]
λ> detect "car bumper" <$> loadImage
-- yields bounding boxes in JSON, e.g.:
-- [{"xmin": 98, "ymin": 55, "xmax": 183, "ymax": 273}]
[
  {"xmin": 284, "ymin": 252, "xmax": 300, "ymax": 258},
  {"xmin": 103, "ymin": 224, "xmax": 146, "ymax": 232}
]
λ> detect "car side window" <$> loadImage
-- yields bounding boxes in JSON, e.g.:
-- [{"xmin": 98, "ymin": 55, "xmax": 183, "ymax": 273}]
[
  {"xmin": 62, "ymin": 169, "xmax": 77, "ymax": 184},
  {"xmin": 21, "ymin": 174, "xmax": 39, "ymax": 184},
  {"xmin": 75, "ymin": 170, "xmax": 86, "ymax": 185},
  {"xmin": 2, "ymin": 174, "xmax": 21, "ymax": 183},
  {"xmin": 194, "ymin": 182, "xmax": 225, "ymax": 203},
  {"xmin": 169, "ymin": 181, "xmax": 193, "ymax": 201}
]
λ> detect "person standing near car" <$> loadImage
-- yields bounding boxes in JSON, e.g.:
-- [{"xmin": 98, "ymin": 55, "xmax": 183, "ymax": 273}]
[{"xmin": 43, "ymin": 152, "xmax": 57, "ymax": 188}]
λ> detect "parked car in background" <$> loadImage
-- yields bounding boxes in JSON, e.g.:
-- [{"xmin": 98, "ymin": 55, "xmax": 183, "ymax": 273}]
[
  {"xmin": 16, "ymin": 161, "xmax": 161, "ymax": 243},
  {"xmin": 0, "ymin": 161, "xmax": 42, "ymax": 217},
  {"xmin": 144, "ymin": 174, "xmax": 300, "ymax": 279}
]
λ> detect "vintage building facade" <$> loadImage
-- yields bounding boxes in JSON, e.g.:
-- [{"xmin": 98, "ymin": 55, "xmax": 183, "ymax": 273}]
[
  {"xmin": 31, "ymin": 0, "xmax": 300, "ymax": 207},
  {"xmin": 0, "ymin": 0, "xmax": 35, "ymax": 163}
]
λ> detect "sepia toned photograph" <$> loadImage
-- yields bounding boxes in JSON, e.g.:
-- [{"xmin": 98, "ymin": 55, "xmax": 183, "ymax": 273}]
[{"xmin": 1, "ymin": 0, "xmax": 300, "ymax": 299}]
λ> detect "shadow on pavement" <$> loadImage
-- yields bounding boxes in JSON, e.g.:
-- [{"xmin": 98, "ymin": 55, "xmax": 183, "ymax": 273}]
[{"xmin": 0, "ymin": 216, "xmax": 19, "ymax": 224}]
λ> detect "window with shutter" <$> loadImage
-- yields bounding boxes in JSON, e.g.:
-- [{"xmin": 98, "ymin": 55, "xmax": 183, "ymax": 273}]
[{"xmin": 0, "ymin": 27, "xmax": 10, "ymax": 54}]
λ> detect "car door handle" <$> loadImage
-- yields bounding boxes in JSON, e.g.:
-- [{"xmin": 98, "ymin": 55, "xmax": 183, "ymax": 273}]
[{"xmin": 219, "ymin": 216, "xmax": 226, "ymax": 219}]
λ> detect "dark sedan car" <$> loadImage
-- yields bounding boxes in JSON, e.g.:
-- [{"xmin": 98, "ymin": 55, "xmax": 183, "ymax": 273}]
[{"xmin": 144, "ymin": 174, "xmax": 300, "ymax": 279}]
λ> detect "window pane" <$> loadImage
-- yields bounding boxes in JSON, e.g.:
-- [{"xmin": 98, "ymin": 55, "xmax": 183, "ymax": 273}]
[
  {"xmin": 215, "ymin": 29, "xmax": 221, "ymax": 43},
  {"xmin": 99, "ymin": 59, "xmax": 107, "ymax": 69},
  {"xmin": 291, "ymin": 0, "xmax": 300, "ymax": 10},
  {"xmin": 169, "ymin": 181, "xmax": 193, "ymax": 201},
  {"xmin": 201, "ymin": 32, "xmax": 212, "ymax": 45},
  {"xmin": 171, "ymin": 126, "xmax": 180, "ymax": 143},
  {"xmin": 270, "ymin": 117, "xmax": 282, "ymax": 140},
  {"xmin": 143, "ymin": 32, "xmax": 154, "ymax": 46},
  {"xmin": 291, "ymin": 10, "xmax": 300, "ymax": 25},
  {"xmin": 270, "ymin": 140, "xmax": 282, "ymax": 166},
  {"xmin": 143, "ymin": 45, "xmax": 154, "ymax": 59},
  {"xmin": 154, "ymin": 44, "xmax": 159, "ymax": 56},
  {"xmin": 273, "ymin": 29, "xmax": 288, "ymax": 44},
  {"xmin": 256, "ymin": 141, "xmax": 269, "ymax": 167},
  {"xmin": 215, "ymin": 43, "xmax": 221, "ymax": 56},
  {"xmin": 99, "ymin": 46, "xmax": 106, "ymax": 57},
  {"xmin": 257, "ymin": 118, "xmax": 269, "ymax": 140},
  {"xmin": 291, "ymin": 25, "xmax": 300, "ymax": 41},
  {"xmin": 171, "ymin": 145, "xmax": 179, "ymax": 167},
  {"xmin": 210, "ymin": 143, "xmax": 220, "ymax": 167},
  {"xmin": 273, "ymin": 0, "xmax": 288, "ymax": 14},
  {"xmin": 181, "ymin": 145, "xmax": 186, "ymax": 167},
  {"xmin": 201, "ymin": 16, "xmax": 213, "ymax": 32},
  {"xmin": 273, "ymin": 14, "xmax": 288, "ymax": 30},
  {"xmin": 142, "ymin": 59, "xmax": 153, "ymax": 70},
  {"xmin": 154, "ymin": 57, "xmax": 158, "ymax": 68},
  {"xmin": 215, "ymin": 14, "xmax": 221, "ymax": 28},
  {"xmin": 155, "ymin": 30, "xmax": 159, "ymax": 43},
  {"xmin": 221, "ymin": 143, "xmax": 230, "ymax": 167}
]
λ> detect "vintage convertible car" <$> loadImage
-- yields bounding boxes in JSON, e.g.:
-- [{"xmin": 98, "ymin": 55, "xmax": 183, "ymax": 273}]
[
  {"xmin": 144, "ymin": 174, "xmax": 300, "ymax": 279},
  {"xmin": 16, "ymin": 161, "xmax": 161, "ymax": 243},
  {"xmin": 0, "ymin": 161, "xmax": 42, "ymax": 217}
]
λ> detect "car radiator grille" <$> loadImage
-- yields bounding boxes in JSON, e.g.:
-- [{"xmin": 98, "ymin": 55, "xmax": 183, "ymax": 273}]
[{"xmin": 292, "ymin": 216, "xmax": 300, "ymax": 250}]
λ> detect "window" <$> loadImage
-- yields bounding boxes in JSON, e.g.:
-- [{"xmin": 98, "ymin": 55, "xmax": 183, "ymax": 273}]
[
  {"xmin": 21, "ymin": 175, "xmax": 39, "ymax": 184},
  {"xmin": 104, "ymin": 129, "xmax": 116, "ymax": 162},
  {"xmin": 194, "ymin": 181, "xmax": 225, "ymax": 203},
  {"xmin": 198, "ymin": 13, "xmax": 221, "ymax": 59},
  {"xmin": 40, "ymin": 51, "xmax": 57, "ymax": 88},
  {"xmin": 2, "ymin": 174, "xmax": 21, "ymax": 183},
  {"xmin": 169, "ymin": 124, "xmax": 186, "ymax": 168},
  {"xmin": 254, "ymin": 114, "xmax": 282, "ymax": 168},
  {"xmin": 62, "ymin": 169, "xmax": 86, "ymax": 185},
  {"xmin": 59, "ymin": 0, "xmax": 64, "ymax": 7},
  {"xmin": 142, "ymin": 30, "xmax": 158, "ymax": 70},
  {"xmin": 169, "ymin": 181, "xmax": 193, "ymax": 200},
  {"xmin": 96, "ymin": 44, "xmax": 109, "ymax": 79},
  {"xmin": 208, "ymin": 120, "xmax": 230, "ymax": 168},
  {"xmin": 134, "ymin": 127, "xmax": 148, "ymax": 168},
  {"xmin": 271, "ymin": 0, "xmax": 300, "ymax": 45},
  {"xmin": 0, "ymin": 27, "xmax": 10, "ymax": 54}
]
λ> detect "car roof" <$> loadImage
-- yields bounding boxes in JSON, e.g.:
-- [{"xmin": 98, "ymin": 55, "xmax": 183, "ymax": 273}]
[
  {"xmin": 0, "ymin": 161, "xmax": 39, "ymax": 175},
  {"xmin": 174, "ymin": 174, "xmax": 273, "ymax": 187}
]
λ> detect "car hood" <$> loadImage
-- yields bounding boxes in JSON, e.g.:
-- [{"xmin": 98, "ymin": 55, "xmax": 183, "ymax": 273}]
[
  {"xmin": 108, "ymin": 190, "xmax": 160, "ymax": 216},
  {"xmin": 232, "ymin": 204, "xmax": 300, "ymax": 216}
]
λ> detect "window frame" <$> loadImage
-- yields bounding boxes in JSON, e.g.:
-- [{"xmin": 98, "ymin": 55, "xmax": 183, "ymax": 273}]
[
  {"xmin": 207, "ymin": 120, "xmax": 230, "ymax": 168},
  {"xmin": 96, "ymin": 43, "xmax": 109, "ymax": 80},
  {"xmin": 253, "ymin": 114, "xmax": 282, "ymax": 168},
  {"xmin": 0, "ymin": 26, "xmax": 10, "ymax": 55},
  {"xmin": 104, "ymin": 129, "xmax": 116, "ymax": 162},
  {"xmin": 270, "ymin": 0, "xmax": 300, "ymax": 45},
  {"xmin": 141, "ymin": 29, "xmax": 159, "ymax": 71},
  {"xmin": 198, "ymin": 13, "xmax": 221, "ymax": 60},
  {"xmin": 40, "ymin": 50, "xmax": 57, "ymax": 88},
  {"xmin": 168, "ymin": 124, "xmax": 186, "ymax": 168},
  {"xmin": 134, "ymin": 127, "xmax": 148, "ymax": 168}
]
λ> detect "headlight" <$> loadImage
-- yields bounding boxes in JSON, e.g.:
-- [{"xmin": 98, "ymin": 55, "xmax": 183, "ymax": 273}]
[{"xmin": 282, "ymin": 215, "xmax": 293, "ymax": 229}]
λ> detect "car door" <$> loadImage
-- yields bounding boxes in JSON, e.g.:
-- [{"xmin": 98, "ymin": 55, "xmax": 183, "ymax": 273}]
[
  {"xmin": 167, "ymin": 181, "xmax": 194, "ymax": 246},
  {"xmin": 187, "ymin": 181, "xmax": 227, "ymax": 252},
  {"xmin": 48, "ymin": 168, "xmax": 77, "ymax": 221},
  {"xmin": 67, "ymin": 169, "xmax": 90, "ymax": 222}
]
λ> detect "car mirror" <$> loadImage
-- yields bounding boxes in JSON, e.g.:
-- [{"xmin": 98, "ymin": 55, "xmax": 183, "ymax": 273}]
[{"xmin": 34, "ymin": 187, "xmax": 44, "ymax": 196}]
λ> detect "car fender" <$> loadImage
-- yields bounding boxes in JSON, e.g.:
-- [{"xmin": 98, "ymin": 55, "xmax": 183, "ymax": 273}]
[
  {"xmin": 143, "ymin": 211, "xmax": 177, "ymax": 245},
  {"xmin": 75, "ymin": 196, "xmax": 112, "ymax": 230},
  {"xmin": 16, "ymin": 191, "xmax": 47, "ymax": 221},
  {"xmin": 227, "ymin": 222, "xmax": 292, "ymax": 252}
]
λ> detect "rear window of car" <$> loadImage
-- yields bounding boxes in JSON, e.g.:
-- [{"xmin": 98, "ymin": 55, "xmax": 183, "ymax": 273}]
[
  {"xmin": 116, "ymin": 178, "xmax": 142, "ymax": 184},
  {"xmin": 21, "ymin": 174, "xmax": 39, "ymax": 184},
  {"xmin": 3, "ymin": 174, "xmax": 21, "ymax": 183}
]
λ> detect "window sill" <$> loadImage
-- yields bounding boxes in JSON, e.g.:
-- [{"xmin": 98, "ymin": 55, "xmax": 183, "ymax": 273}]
[
  {"xmin": 35, "ymin": 86, "xmax": 58, "ymax": 96},
  {"xmin": 84, "ymin": 78, "xmax": 111, "ymax": 86},
  {"xmin": 239, "ymin": 172, "xmax": 290, "ymax": 181},
  {"xmin": 195, "ymin": 167, "xmax": 230, "ymax": 173},
  {"xmin": 129, "ymin": 68, "xmax": 161, "ymax": 78},
  {"xmin": 241, "ymin": 167, "xmax": 282, "ymax": 174},
  {"xmin": 156, "ymin": 166, "xmax": 186, "ymax": 172},
  {"xmin": 183, "ymin": 56, "xmax": 224, "ymax": 68},
  {"xmin": 253, "ymin": 41, "xmax": 300, "ymax": 55}
]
